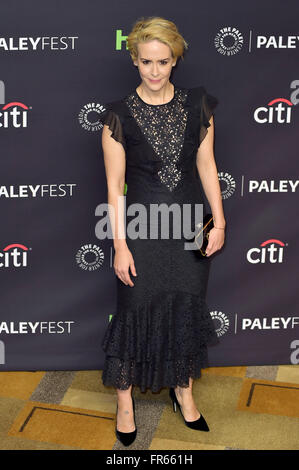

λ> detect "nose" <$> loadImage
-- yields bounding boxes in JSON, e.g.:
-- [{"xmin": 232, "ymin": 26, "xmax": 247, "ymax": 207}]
[{"xmin": 151, "ymin": 62, "xmax": 159, "ymax": 77}]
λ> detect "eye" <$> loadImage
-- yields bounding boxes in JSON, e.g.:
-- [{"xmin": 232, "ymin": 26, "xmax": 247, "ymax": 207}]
[{"xmin": 141, "ymin": 60, "xmax": 169, "ymax": 65}]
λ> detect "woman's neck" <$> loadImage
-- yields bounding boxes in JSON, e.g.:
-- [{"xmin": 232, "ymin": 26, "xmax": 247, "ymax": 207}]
[{"xmin": 136, "ymin": 82, "xmax": 174, "ymax": 105}]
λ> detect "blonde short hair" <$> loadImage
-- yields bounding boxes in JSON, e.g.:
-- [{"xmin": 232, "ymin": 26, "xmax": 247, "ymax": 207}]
[{"xmin": 127, "ymin": 16, "xmax": 188, "ymax": 62}]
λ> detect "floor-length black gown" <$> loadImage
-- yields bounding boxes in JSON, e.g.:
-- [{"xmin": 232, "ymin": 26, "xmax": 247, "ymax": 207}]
[{"xmin": 99, "ymin": 84, "xmax": 220, "ymax": 393}]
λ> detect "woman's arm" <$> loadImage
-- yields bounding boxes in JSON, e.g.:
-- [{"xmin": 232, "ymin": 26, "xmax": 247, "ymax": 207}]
[
  {"xmin": 102, "ymin": 124, "xmax": 127, "ymax": 250},
  {"xmin": 101, "ymin": 124, "xmax": 137, "ymax": 285},
  {"xmin": 196, "ymin": 116, "xmax": 226, "ymax": 229},
  {"xmin": 196, "ymin": 116, "xmax": 226, "ymax": 256}
]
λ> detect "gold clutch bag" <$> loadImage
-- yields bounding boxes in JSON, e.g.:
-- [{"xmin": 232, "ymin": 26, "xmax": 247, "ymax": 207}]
[{"xmin": 193, "ymin": 213, "xmax": 214, "ymax": 258}]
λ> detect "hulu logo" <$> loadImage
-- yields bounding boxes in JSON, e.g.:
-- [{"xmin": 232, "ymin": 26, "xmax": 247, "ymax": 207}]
[{"xmin": 116, "ymin": 30, "xmax": 128, "ymax": 50}]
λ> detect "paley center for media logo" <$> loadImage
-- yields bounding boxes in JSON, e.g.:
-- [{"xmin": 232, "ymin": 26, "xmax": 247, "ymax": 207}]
[
  {"xmin": 78, "ymin": 102, "xmax": 106, "ymax": 132},
  {"xmin": 210, "ymin": 310, "xmax": 230, "ymax": 337},
  {"xmin": 0, "ymin": 80, "xmax": 30, "ymax": 128},
  {"xmin": 218, "ymin": 172, "xmax": 236, "ymax": 199},
  {"xmin": 214, "ymin": 26, "xmax": 299, "ymax": 55},
  {"xmin": 75, "ymin": 243, "xmax": 105, "ymax": 271}
]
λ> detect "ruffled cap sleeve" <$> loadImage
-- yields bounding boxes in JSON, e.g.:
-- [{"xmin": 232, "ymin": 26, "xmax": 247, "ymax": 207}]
[
  {"xmin": 99, "ymin": 103, "xmax": 126, "ymax": 150},
  {"xmin": 199, "ymin": 87, "xmax": 219, "ymax": 146}
]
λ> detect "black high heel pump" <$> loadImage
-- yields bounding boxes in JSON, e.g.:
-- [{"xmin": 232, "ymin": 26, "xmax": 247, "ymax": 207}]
[
  {"xmin": 169, "ymin": 387, "xmax": 210, "ymax": 432},
  {"xmin": 115, "ymin": 396, "xmax": 137, "ymax": 446}
]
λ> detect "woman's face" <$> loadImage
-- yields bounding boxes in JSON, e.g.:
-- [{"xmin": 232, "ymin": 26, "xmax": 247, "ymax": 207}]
[{"xmin": 133, "ymin": 39, "xmax": 177, "ymax": 90}]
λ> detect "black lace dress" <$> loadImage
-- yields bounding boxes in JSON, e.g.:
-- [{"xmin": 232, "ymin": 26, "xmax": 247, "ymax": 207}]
[{"xmin": 99, "ymin": 84, "xmax": 220, "ymax": 393}]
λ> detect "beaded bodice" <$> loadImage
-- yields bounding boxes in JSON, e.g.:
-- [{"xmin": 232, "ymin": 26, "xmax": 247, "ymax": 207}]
[
  {"xmin": 99, "ymin": 84, "xmax": 219, "ymax": 204},
  {"xmin": 124, "ymin": 87, "xmax": 189, "ymax": 192}
]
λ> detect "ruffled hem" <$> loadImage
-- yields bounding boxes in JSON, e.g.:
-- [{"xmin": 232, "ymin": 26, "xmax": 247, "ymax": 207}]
[
  {"xmin": 101, "ymin": 290, "xmax": 220, "ymax": 393},
  {"xmin": 101, "ymin": 351, "xmax": 210, "ymax": 393}
]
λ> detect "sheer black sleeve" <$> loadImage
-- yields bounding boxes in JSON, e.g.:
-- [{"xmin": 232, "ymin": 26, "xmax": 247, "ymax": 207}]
[
  {"xmin": 198, "ymin": 88, "xmax": 219, "ymax": 146},
  {"xmin": 99, "ymin": 104, "xmax": 126, "ymax": 150}
]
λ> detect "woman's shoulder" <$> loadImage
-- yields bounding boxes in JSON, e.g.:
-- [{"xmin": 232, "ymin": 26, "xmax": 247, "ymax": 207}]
[
  {"xmin": 101, "ymin": 98, "xmax": 125, "ymax": 114},
  {"xmin": 184, "ymin": 84, "xmax": 217, "ymax": 100},
  {"xmin": 185, "ymin": 84, "xmax": 206, "ymax": 94},
  {"xmin": 99, "ymin": 96, "xmax": 129, "ymax": 128},
  {"xmin": 183, "ymin": 84, "xmax": 219, "ymax": 111}
]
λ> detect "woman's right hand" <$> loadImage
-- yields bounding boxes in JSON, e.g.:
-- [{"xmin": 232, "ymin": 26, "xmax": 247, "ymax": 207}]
[{"xmin": 113, "ymin": 246, "xmax": 137, "ymax": 286}]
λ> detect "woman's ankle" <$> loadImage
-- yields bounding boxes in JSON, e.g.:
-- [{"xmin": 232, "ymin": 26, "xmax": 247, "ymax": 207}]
[
  {"xmin": 176, "ymin": 385, "xmax": 193, "ymax": 399},
  {"xmin": 116, "ymin": 385, "xmax": 133, "ymax": 401},
  {"xmin": 117, "ymin": 392, "xmax": 133, "ymax": 405}
]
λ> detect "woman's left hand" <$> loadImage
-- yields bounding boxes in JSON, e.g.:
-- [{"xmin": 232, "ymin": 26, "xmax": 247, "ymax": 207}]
[{"xmin": 205, "ymin": 227, "xmax": 225, "ymax": 257}]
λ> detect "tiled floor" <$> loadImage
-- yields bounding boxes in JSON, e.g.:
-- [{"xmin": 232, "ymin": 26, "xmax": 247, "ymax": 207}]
[{"xmin": 0, "ymin": 365, "xmax": 298, "ymax": 450}]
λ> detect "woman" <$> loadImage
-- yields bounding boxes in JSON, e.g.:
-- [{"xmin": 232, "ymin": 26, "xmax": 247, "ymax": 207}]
[{"xmin": 99, "ymin": 16, "xmax": 225, "ymax": 446}]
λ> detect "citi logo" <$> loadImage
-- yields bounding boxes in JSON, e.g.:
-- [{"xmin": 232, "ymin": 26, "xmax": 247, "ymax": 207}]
[
  {"xmin": 254, "ymin": 97, "xmax": 294, "ymax": 124},
  {"xmin": 0, "ymin": 243, "xmax": 30, "ymax": 268},
  {"xmin": 0, "ymin": 80, "xmax": 30, "ymax": 128},
  {"xmin": 247, "ymin": 239, "xmax": 287, "ymax": 264}
]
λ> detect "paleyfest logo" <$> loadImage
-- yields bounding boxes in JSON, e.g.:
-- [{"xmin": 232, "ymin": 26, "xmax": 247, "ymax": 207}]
[
  {"xmin": 0, "ymin": 80, "xmax": 31, "ymax": 128},
  {"xmin": 0, "ymin": 36, "xmax": 78, "ymax": 51}
]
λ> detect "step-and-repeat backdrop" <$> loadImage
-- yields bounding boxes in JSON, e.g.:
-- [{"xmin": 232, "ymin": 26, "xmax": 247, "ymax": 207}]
[{"xmin": 1, "ymin": 1, "xmax": 298, "ymax": 371}]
